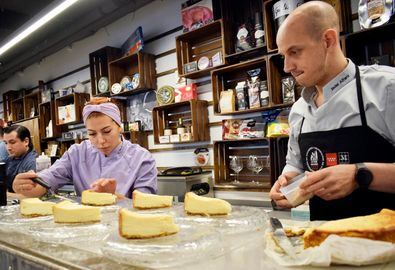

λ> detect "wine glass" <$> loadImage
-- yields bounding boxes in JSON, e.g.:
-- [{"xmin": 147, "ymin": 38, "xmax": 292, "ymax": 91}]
[
  {"xmin": 229, "ymin": 156, "xmax": 243, "ymax": 184},
  {"xmin": 263, "ymin": 155, "xmax": 270, "ymax": 173},
  {"xmin": 247, "ymin": 155, "xmax": 263, "ymax": 184}
]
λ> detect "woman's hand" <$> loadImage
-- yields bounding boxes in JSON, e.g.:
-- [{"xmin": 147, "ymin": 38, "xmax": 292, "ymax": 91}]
[
  {"xmin": 12, "ymin": 171, "xmax": 47, "ymax": 197},
  {"xmin": 90, "ymin": 178, "xmax": 117, "ymax": 194},
  {"xmin": 269, "ymin": 171, "xmax": 299, "ymax": 208}
]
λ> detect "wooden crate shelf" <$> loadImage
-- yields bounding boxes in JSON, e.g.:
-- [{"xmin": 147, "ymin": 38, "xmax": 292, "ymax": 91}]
[
  {"xmin": 11, "ymin": 97, "xmax": 25, "ymax": 122},
  {"xmin": 213, "ymin": 138, "xmax": 274, "ymax": 190},
  {"xmin": 55, "ymin": 93, "xmax": 90, "ymax": 126},
  {"xmin": 220, "ymin": 0, "xmax": 267, "ymax": 61},
  {"xmin": 39, "ymin": 101, "xmax": 62, "ymax": 140},
  {"xmin": 152, "ymin": 100, "xmax": 210, "ymax": 144},
  {"xmin": 344, "ymin": 22, "xmax": 395, "ymax": 66},
  {"xmin": 212, "ymin": 55, "xmax": 294, "ymax": 115},
  {"xmin": 108, "ymin": 52, "xmax": 156, "ymax": 96},
  {"xmin": 176, "ymin": 20, "xmax": 226, "ymax": 79},
  {"xmin": 89, "ymin": 46, "xmax": 122, "ymax": 97},
  {"xmin": 24, "ymin": 91, "xmax": 41, "ymax": 119},
  {"xmin": 3, "ymin": 90, "xmax": 19, "ymax": 122}
]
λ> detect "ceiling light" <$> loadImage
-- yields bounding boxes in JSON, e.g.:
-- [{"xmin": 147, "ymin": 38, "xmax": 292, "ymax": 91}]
[{"xmin": 0, "ymin": 0, "xmax": 80, "ymax": 57}]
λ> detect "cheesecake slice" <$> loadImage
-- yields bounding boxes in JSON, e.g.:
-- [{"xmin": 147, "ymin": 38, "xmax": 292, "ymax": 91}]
[
  {"xmin": 81, "ymin": 190, "xmax": 117, "ymax": 206},
  {"xmin": 20, "ymin": 198, "xmax": 55, "ymax": 217},
  {"xmin": 303, "ymin": 209, "xmax": 395, "ymax": 248},
  {"xmin": 184, "ymin": 192, "xmax": 232, "ymax": 216},
  {"xmin": 119, "ymin": 208, "xmax": 179, "ymax": 239},
  {"xmin": 133, "ymin": 190, "xmax": 173, "ymax": 209},
  {"xmin": 53, "ymin": 201, "xmax": 101, "ymax": 223}
]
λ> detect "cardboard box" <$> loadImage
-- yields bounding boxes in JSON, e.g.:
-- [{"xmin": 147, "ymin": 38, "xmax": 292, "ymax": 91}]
[
  {"xmin": 159, "ymin": 135, "xmax": 170, "ymax": 144},
  {"xmin": 170, "ymin": 134, "xmax": 181, "ymax": 143}
]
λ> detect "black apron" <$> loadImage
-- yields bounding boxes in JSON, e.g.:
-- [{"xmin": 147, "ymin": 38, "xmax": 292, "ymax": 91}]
[{"xmin": 298, "ymin": 65, "xmax": 395, "ymax": 221}]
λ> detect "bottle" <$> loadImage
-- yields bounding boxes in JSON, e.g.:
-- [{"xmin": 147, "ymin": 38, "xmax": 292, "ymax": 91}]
[
  {"xmin": 164, "ymin": 120, "xmax": 172, "ymax": 136},
  {"xmin": 254, "ymin": 12, "xmax": 265, "ymax": 47},
  {"xmin": 36, "ymin": 152, "xmax": 51, "ymax": 172},
  {"xmin": 0, "ymin": 162, "xmax": 6, "ymax": 206},
  {"xmin": 177, "ymin": 118, "xmax": 186, "ymax": 135}
]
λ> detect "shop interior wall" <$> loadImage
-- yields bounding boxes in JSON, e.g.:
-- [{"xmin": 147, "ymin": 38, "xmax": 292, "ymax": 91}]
[{"xmin": 0, "ymin": 0, "xmax": 361, "ymax": 199}]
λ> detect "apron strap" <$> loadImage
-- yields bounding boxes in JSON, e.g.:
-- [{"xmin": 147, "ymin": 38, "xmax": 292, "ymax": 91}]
[{"xmin": 355, "ymin": 65, "xmax": 367, "ymax": 127}]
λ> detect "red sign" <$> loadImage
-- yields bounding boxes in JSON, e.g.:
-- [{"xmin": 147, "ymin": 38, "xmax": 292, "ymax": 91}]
[{"xmin": 325, "ymin": 153, "xmax": 338, "ymax": 167}]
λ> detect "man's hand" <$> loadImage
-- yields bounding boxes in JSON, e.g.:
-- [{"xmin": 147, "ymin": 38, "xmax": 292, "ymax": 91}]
[
  {"xmin": 299, "ymin": 164, "xmax": 357, "ymax": 201},
  {"xmin": 90, "ymin": 178, "xmax": 117, "ymax": 194},
  {"xmin": 269, "ymin": 171, "xmax": 299, "ymax": 208}
]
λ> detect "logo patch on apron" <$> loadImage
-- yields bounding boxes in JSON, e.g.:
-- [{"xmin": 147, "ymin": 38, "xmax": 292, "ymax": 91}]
[{"xmin": 306, "ymin": 147, "xmax": 324, "ymax": 171}]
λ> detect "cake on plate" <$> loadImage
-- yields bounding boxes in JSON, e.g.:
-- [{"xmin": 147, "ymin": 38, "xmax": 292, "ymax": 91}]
[
  {"xmin": 53, "ymin": 201, "xmax": 101, "ymax": 223},
  {"xmin": 81, "ymin": 190, "xmax": 117, "ymax": 206},
  {"xmin": 303, "ymin": 209, "xmax": 395, "ymax": 248},
  {"xmin": 184, "ymin": 192, "xmax": 232, "ymax": 216},
  {"xmin": 132, "ymin": 190, "xmax": 173, "ymax": 209},
  {"xmin": 20, "ymin": 198, "xmax": 55, "ymax": 217},
  {"xmin": 119, "ymin": 208, "xmax": 179, "ymax": 239}
]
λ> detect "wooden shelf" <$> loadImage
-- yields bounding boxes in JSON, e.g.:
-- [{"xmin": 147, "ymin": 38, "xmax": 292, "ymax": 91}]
[
  {"xmin": 176, "ymin": 20, "xmax": 226, "ymax": 79},
  {"xmin": 213, "ymin": 138, "xmax": 274, "ymax": 189},
  {"xmin": 152, "ymin": 100, "xmax": 210, "ymax": 144},
  {"xmin": 89, "ymin": 46, "xmax": 122, "ymax": 97},
  {"xmin": 39, "ymin": 101, "xmax": 61, "ymax": 139},
  {"xmin": 2, "ymin": 90, "xmax": 19, "ymax": 122},
  {"xmin": 220, "ymin": 0, "xmax": 266, "ymax": 58},
  {"xmin": 263, "ymin": 0, "xmax": 278, "ymax": 53},
  {"xmin": 344, "ymin": 22, "xmax": 395, "ymax": 66},
  {"xmin": 55, "ymin": 93, "xmax": 90, "ymax": 126},
  {"xmin": 24, "ymin": 91, "xmax": 41, "ymax": 119},
  {"xmin": 212, "ymin": 55, "xmax": 294, "ymax": 116},
  {"xmin": 108, "ymin": 52, "xmax": 156, "ymax": 96},
  {"xmin": 11, "ymin": 97, "xmax": 25, "ymax": 122}
]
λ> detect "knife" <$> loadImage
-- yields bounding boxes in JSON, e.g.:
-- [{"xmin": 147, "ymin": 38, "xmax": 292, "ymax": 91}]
[
  {"xmin": 270, "ymin": 217, "xmax": 297, "ymax": 258},
  {"xmin": 32, "ymin": 177, "xmax": 74, "ymax": 202}
]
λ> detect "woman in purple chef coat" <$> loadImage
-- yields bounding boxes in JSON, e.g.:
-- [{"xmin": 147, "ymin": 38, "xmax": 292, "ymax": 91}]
[{"xmin": 12, "ymin": 97, "xmax": 157, "ymax": 198}]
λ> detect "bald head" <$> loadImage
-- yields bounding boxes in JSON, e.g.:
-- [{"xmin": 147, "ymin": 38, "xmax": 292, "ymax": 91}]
[{"xmin": 277, "ymin": 1, "xmax": 339, "ymax": 41}]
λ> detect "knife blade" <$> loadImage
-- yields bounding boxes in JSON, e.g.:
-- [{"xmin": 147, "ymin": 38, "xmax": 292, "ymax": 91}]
[
  {"xmin": 32, "ymin": 177, "xmax": 74, "ymax": 202},
  {"xmin": 270, "ymin": 217, "xmax": 297, "ymax": 258}
]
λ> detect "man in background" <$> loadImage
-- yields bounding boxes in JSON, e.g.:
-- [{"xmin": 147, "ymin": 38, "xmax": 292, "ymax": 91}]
[
  {"xmin": 3, "ymin": 125, "xmax": 37, "ymax": 192},
  {"xmin": 0, "ymin": 126, "xmax": 9, "ymax": 162}
]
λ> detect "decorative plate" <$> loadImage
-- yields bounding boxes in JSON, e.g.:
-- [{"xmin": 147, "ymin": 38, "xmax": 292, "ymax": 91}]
[
  {"xmin": 111, "ymin": 83, "xmax": 122, "ymax": 94},
  {"xmin": 156, "ymin": 85, "xmax": 175, "ymax": 105},
  {"xmin": 97, "ymin": 77, "xmax": 109, "ymax": 93},
  {"xmin": 120, "ymin": 76, "xmax": 132, "ymax": 89},
  {"xmin": 131, "ymin": 73, "xmax": 140, "ymax": 89}
]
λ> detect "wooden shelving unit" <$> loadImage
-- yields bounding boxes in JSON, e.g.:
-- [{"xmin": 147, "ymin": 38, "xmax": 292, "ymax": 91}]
[
  {"xmin": 212, "ymin": 56, "xmax": 268, "ymax": 115},
  {"xmin": 176, "ymin": 20, "xmax": 226, "ymax": 79},
  {"xmin": 344, "ymin": 22, "xmax": 395, "ymax": 66},
  {"xmin": 11, "ymin": 97, "xmax": 25, "ymax": 122},
  {"xmin": 39, "ymin": 101, "xmax": 62, "ymax": 140},
  {"xmin": 55, "ymin": 93, "xmax": 90, "ymax": 126},
  {"xmin": 108, "ymin": 52, "xmax": 156, "ymax": 96},
  {"xmin": 213, "ymin": 138, "xmax": 273, "ymax": 190},
  {"xmin": 89, "ymin": 46, "xmax": 122, "ymax": 97},
  {"xmin": 2, "ymin": 90, "xmax": 19, "ymax": 122},
  {"xmin": 24, "ymin": 91, "xmax": 41, "ymax": 119},
  {"xmin": 152, "ymin": 100, "xmax": 210, "ymax": 144},
  {"xmin": 220, "ymin": 0, "xmax": 267, "ymax": 61}
]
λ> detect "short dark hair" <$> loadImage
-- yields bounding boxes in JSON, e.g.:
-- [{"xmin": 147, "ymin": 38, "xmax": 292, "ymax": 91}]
[{"xmin": 4, "ymin": 125, "xmax": 33, "ymax": 150}]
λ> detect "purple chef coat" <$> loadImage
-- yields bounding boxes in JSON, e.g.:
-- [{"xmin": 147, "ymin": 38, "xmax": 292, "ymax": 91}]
[{"xmin": 38, "ymin": 139, "xmax": 157, "ymax": 198}]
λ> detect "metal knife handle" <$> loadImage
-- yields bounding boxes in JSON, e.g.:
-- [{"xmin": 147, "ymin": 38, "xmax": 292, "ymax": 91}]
[
  {"xmin": 32, "ymin": 177, "xmax": 51, "ymax": 189},
  {"xmin": 270, "ymin": 217, "xmax": 283, "ymax": 230}
]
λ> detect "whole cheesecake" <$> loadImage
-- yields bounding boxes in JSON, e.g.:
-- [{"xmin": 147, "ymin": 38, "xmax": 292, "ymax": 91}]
[
  {"xmin": 132, "ymin": 190, "xmax": 173, "ymax": 209},
  {"xmin": 303, "ymin": 208, "xmax": 395, "ymax": 248},
  {"xmin": 53, "ymin": 201, "xmax": 101, "ymax": 223},
  {"xmin": 81, "ymin": 190, "xmax": 117, "ymax": 206},
  {"xmin": 119, "ymin": 208, "xmax": 179, "ymax": 239},
  {"xmin": 20, "ymin": 198, "xmax": 55, "ymax": 217},
  {"xmin": 184, "ymin": 192, "xmax": 232, "ymax": 216}
]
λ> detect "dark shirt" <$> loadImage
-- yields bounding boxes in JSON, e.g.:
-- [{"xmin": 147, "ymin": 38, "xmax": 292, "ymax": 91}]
[{"xmin": 6, "ymin": 150, "xmax": 37, "ymax": 192}]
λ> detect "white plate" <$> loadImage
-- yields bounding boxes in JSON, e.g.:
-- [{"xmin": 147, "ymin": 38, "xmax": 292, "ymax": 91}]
[
  {"xmin": 102, "ymin": 223, "xmax": 221, "ymax": 268},
  {"xmin": 97, "ymin": 76, "xmax": 109, "ymax": 93},
  {"xmin": 111, "ymin": 83, "xmax": 122, "ymax": 94}
]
